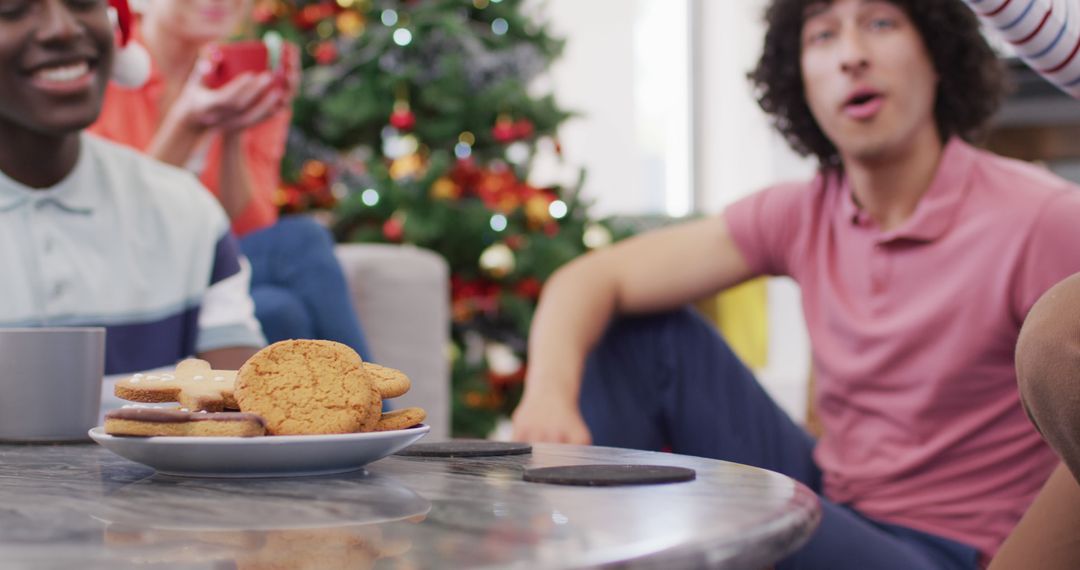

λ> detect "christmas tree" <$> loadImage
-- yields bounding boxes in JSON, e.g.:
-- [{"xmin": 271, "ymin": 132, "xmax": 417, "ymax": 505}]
[{"xmin": 255, "ymin": 0, "xmax": 622, "ymax": 437}]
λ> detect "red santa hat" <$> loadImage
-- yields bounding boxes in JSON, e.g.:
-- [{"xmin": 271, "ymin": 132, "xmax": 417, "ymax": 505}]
[{"xmin": 107, "ymin": 0, "xmax": 150, "ymax": 89}]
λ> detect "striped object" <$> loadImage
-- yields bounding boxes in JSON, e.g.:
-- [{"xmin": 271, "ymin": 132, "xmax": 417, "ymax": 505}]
[{"xmin": 965, "ymin": 0, "xmax": 1080, "ymax": 97}]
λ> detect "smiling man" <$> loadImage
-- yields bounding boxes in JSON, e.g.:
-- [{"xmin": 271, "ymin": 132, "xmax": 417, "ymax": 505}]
[
  {"xmin": 0, "ymin": 0, "xmax": 263, "ymax": 374},
  {"xmin": 511, "ymin": 0, "xmax": 1080, "ymax": 568}
]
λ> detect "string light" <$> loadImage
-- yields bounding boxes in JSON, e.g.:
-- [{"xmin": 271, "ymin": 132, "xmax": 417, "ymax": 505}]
[
  {"xmin": 549, "ymin": 200, "xmax": 568, "ymax": 219},
  {"xmin": 393, "ymin": 28, "xmax": 413, "ymax": 46},
  {"xmin": 361, "ymin": 188, "xmax": 380, "ymax": 206}
]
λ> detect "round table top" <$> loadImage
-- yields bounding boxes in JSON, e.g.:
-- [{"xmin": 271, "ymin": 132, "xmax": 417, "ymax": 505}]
[{"xmin": 0, "ymin": 441, "xmax": 820, "ymax": 569}]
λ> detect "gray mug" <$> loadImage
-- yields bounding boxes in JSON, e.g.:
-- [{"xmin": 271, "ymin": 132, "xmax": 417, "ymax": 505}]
[{"xmin": 0, "ymin": 328, "xmax": 106, "ymax": 442}]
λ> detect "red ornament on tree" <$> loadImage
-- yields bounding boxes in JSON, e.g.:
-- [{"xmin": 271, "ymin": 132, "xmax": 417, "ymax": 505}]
[
  {"xmin": 514, "ymin": 277, "xmax": 542, "ymax": 299},
  {"xmin": 492, "ymin": 115, "xmax": 517, "ymax": 143},
  {"xmin": 314, "ymin": 41, "xmax": 338, "ymax": 65},
  {"xmin": 390, "ymin": 101, "xmax": 416, "ymax": 131},
  {"xmin": 295, "ymin": 2, "xmax": 336, "ymax": 29},
  {"xmin": 382, "ymin": 216, "xmax": 405, "ymax": 242},
  {"xmin": 513, "ymin": 119, "xmax": 534, "ymax": 140}
]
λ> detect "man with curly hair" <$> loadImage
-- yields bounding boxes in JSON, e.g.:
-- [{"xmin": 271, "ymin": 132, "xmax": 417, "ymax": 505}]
[{"xmin": 512, "ymin": 0, "xmax": 1080, "ymax": 567}]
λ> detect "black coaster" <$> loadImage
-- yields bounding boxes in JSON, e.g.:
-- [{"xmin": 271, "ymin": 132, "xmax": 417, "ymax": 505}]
[
  {"xmin": 523, "ymin": 464, "xmax": 696, "ymax": 487},
  {"xmin": 395, "ymin": 439, "xmax": 533, "ymax": 458}
]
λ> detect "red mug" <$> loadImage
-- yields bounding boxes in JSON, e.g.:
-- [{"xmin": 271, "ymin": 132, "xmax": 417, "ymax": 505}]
[{"xmin": 202, "ymin": 39, "xmax": 295, "ymax": 89}]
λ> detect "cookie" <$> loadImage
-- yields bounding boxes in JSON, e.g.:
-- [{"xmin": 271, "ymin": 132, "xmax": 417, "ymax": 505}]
[
  {"xmin": 104, "ymin": 407, "xmax": 266, "ymax": 437},
  {"xmin": 373, "ymin": 407, "xmax": 426, "ymax": 432},
  {"xmin": 234, "ymin": 340, "xmax": 382, "ymax": 435},
  {"xmin": 364, "ymin": 363, "xmax": 411, "ymax": 399},
  {"xmin": 114, "ymin": 359, "xmax": 238, "ymax": 412}
]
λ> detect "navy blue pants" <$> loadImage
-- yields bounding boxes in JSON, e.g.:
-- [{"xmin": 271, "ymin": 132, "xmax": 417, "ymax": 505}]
[
  {"xmin": 239, "ymin": 216, "xmax": 372, "ymax": 361},
  {"xmin": 580, "ymin": 308, "xmax": 980, "ymax": 570}
]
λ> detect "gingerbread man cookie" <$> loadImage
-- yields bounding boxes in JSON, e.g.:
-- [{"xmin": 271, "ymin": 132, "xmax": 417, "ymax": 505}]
[{"xmin": 114, "ymin": 359, "xmax": 238, "ymax": 412}]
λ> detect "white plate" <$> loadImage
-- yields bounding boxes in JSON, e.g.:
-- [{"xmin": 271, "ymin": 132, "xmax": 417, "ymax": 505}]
[{"xmin": 89, "ymin": 424, "xmax": 429, "ymax": 478}]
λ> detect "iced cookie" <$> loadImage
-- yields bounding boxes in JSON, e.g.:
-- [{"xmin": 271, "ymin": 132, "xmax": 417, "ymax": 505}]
[
  {"xmin": 234, "ymin": 340, "xmax": 382, "ymax": 435},
  {"xmin": 104, "ymin": 407, "xmax": 266, "ymax": 437},
  {"xmin": 114, "ymin": 359, "xmax": 238, "ymax": 412},
  {"xmin": 364, "ymin": 362, "xmax": 411, "ymax": 399},
  {"xmin": 374, "ymin": 407, "xmax": 427, "ymax": 432}
]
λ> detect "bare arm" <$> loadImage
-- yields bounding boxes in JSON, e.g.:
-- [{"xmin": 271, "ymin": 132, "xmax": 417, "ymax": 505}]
[
  {"xmin": 990, "ymin": 463, "xmax": 1080, "ymax": 570},
  {"xmin": 511, "ymin": 214, "xmax": 756, "ymax": 443},
  {"xmin": 215, "ymin": 131, "xmax": 257, "ymax": 221},
  {"xmin": 149, "ymin": 64, "xmax": 285, "ymax": 222}
]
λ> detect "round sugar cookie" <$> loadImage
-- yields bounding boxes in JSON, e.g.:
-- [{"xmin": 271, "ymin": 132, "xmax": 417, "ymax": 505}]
[{"xmin": 235, "ymin": 340, "xmax": 381, "ymax": 435}]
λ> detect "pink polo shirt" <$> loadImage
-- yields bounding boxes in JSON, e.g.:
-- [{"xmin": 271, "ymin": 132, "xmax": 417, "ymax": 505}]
[{"xmin": 725, "ymin": 138, "xmax": 1080, "ymax": 559}]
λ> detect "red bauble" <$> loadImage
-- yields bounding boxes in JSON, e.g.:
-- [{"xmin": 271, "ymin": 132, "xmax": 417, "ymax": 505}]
[
  {"xmin": 295, "ymin": 3, "xmax": 336, "ymax": 29},
  {"xmin": 492, "ymin": 119, "xmax": 517, "ymax": 144},
  {"xmin": 382, "ymin": 218, "xmax": 405, "ymax": 242},
  {"xmin": 513, "ymin": 119, "xmax": 534, "ymax": 140},
  {"xmin": 314, "ymin": 41, "xmax": 338, "ymax": 65},
  {"xmin": 514, "ymin": 277, "xmax": 542, "ymax": 299},
  {"xmin": 389, "ymin": 108, "xmax": 416, "ymax": 131}
]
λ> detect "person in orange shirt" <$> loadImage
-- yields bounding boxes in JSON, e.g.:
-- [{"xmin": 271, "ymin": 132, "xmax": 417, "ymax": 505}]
[{"xmin": 91, "ymin": 0, "xmax": 370, "ymax": 360}]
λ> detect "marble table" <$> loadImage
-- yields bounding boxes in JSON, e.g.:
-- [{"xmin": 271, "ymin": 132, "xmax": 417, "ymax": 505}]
[{"xmin": 0, "ymin": 442, "xmax": 820, "ymax": 569}]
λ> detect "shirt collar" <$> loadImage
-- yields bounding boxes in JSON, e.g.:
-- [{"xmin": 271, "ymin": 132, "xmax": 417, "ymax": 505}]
[
  {"xmin": 839, "ymin": 137, "xmax": 976, "ymax": 243},
  {"xmin": 0, "ymin": 133, "xmax": 97, "ymax": 215}
]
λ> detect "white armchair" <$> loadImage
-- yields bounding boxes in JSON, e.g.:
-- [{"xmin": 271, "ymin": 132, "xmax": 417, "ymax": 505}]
[{"xmin": 335, "ymin": 243, "xmax": 451, "ymax": 440}]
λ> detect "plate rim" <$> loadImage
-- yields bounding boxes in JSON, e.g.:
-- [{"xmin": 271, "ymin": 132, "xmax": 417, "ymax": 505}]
[{"xmin": 88, "ymin": 423, "xmax": 430, "ymax": 446}]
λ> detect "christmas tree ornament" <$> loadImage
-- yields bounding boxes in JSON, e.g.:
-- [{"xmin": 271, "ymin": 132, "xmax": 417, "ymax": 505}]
[
  {"xmin": 513, "ymin": 118, "xmax": 535, "ymax": 139},
  {"xmin": 583, "ymin": 223, "xmax": 614, "ymax": 249},
  {"xmin": 485, "ymin": 342, "xmax": 524, "ymax": 386},
  {"xmin": 389, "ymin": 100, "xmax": 417, "ymax": 131},
  {"xmin": 299, "ymin": 160, "xmax": 330, "ymax": 192},
  {"xmin": 524, "ymin": 195, "xmax": 552, "ymax": 227},
  {"xmin": 382, "ymin": 129, "xmax": 418, "ymax": 159},
  {"xmin": 296, "ymin": 3, "xmax": 336, "ymax": 29},
  {"xmin": 479, "ymin": 243, "xmax": 516, "ymax": 279},
  {"xmin": 505, "ymin": 141, "xmax": 530, "ymax": 165},
  {"xmin": 336, "ymin": 10, "xmax": 366, "ymax": 37},
  {"xmin": 313, "ymin": 41, "xmax": 338, "ymax": 64},
  {"xmin": 430, "ymin": 177, "xmax": 462, "ymax": 200},
  {"xmin": 382, "ymin": 212, "xmax": 407, "ymax": 242},
  {"xmin": 514, "ymin": 277, "xmax": 542, "ymax": 299},
  {"xmin": 389, "ymin": 153, "xmax": 425, "ymax": 181},
  {"xmin": 492, "ymin": 114, "xmax": 517, "ymax": 143}
]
